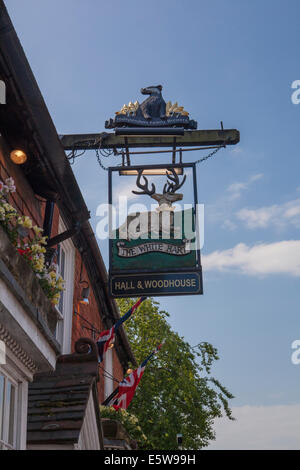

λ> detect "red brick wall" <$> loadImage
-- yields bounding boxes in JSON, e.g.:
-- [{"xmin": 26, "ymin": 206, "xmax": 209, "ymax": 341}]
[
  {"xmin": 0, "ymin": 139, "xmax": 59, "ymax": 238},
  {"xmin": 0, "ymin": 138, "xmax": 125, "ymax": 404},
  {"xmin": 113, "ymin": 349, "xmax": 124, "ymax": 382},
  {"xmin": 71, "ymin": 251, "xmax": 103, "ymax": 346},
  {"xmin": 71, "ymin": 240, "xmax": 125, "ymax": 403}
]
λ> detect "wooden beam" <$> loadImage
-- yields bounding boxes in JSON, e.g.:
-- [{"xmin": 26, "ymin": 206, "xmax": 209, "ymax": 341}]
[{"xmin": 60, "ymin": 129, "xmax": 240, "ymax": 151}]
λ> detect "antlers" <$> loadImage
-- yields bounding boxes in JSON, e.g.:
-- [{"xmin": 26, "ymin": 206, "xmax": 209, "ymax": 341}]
[
  {"xmin": 163, "ymin": 168, "xmax": 186, "ymax": 194},
  {"xmin": 132, "ymin": 168, "xmax": 186, "ymax": 198},
  {"xmin": 132, "ymin": 169, "xmax": 156, "ymax": 196}
]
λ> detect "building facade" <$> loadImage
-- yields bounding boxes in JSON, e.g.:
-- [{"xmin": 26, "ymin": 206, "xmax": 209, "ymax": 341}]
[{"xmin": 0, "ymin": 0, "xmax": 135, "ymax": 449}]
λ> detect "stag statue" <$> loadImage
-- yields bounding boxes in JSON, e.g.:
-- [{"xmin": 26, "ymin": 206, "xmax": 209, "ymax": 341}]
[
  {"xmin": 117, "ymin": 169, "xmax": 186, "ymax": 240},
  {"xmin": 132, "ymin": 168, "xmax": 186, "ymax": 212}
]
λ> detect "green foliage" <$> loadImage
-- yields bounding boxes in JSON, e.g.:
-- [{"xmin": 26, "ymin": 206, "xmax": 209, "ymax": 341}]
[
  {"xmin": 115, "ymin": 297, "xmax": 234, "ymax": 450},
  {"xmin": 100, "ymin": 406, "xmax": 148, "ymax": 448}
]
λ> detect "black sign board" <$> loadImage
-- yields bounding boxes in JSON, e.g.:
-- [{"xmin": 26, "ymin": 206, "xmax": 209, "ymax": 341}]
[{"xmin": 110, "ymin": 271, "xmax": 203, "ymax": 297}]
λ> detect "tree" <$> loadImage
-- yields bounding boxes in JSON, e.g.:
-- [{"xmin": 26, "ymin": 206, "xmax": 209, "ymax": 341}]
[{"xmin": 115, "ymin": 297, "xmax": 234, "ymax": 450}]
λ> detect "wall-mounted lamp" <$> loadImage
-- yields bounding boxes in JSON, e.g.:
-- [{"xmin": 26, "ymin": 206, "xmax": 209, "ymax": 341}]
[
  {"xmin": 79, "ymin": 281, "xmax": 90, "ymax": 305},
  {"xmin": 10, "ymin": 149, "xmax": 27, "ymax": 165},
  {"xmin": 126, "ymin": 368, "xmax": 133, "ymax": 375}
]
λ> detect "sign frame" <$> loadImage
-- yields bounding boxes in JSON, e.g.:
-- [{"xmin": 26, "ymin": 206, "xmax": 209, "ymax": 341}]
[{"xmin": 108, "ymin": 162, "xmax": 203, "ymax": 297}]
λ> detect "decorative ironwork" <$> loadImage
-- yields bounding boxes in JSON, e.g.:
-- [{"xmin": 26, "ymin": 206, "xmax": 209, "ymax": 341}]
[{"xmin": 132, "ymin": 168, "xmax": 186, "ymax": 211}]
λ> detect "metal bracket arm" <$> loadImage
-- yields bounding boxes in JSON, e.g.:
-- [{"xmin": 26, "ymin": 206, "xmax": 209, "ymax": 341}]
[{"xmin": 47, "ymin": 222, "xmax": 81, "ymax": 247}]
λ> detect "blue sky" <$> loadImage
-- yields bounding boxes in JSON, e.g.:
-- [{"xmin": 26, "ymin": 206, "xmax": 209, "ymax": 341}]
[{"xmin": 6, "ymin": 0, "xmax": 300, "ymax": 448}]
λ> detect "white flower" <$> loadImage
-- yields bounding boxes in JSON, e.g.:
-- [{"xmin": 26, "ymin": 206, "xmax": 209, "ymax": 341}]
[
  {"xmin": 17, "ymin": 215, "xmax": 32, "ymax": 229},
  {"xmin": 49, "ymin": 263, "xmax": 58, "ymax": 273},
  {"xmin": 33, "ymin": 225, "xmax": 43, "ymax": 236},
  {"xmin": 5, "ymin": 177, "xmax": 16, "ymax": 193}
]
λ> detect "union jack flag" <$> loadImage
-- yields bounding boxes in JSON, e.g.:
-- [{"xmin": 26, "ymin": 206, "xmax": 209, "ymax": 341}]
[
  {"xmin": 104, "ymin": 342, "xmax": 164, "ymax": 410},
  {"xmin": 97, "ymin": 326, "xmax": 116, "ymax": 363},
  {"xmin": 97, "ymin": 297, "xmax": 146, "ymax": 362}
]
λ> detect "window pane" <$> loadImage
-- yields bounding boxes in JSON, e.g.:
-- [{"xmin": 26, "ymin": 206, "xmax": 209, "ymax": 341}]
[
  {"xmin": 0, "ymin": 374, "xmax": 4, "ymax": 440},
  {"xmin": 58, "ymin": 245, "xmax": 66, "ymax": 278},
  {"xmin": 5, "ymin": 381, "xmax": 11, "ymax": 444},
  {"xmin": 58, "ymin": 287, "xmax": 64, "ymax": 314},
  {"xmin": 56, "ymin": 320, "xmax": 64, "ymax": 345},
  {"xmin": 58, "ymin": 247, "xmax": 65, "ymax": 314},
  {"xmin": 8, "ymin": 383, "xmax": 15, "ymax": 446}
]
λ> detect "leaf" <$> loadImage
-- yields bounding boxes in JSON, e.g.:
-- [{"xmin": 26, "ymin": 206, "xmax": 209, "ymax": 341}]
[{"xmin": 115, "ymin": 297, "xmax": 234, "ymax": 449}]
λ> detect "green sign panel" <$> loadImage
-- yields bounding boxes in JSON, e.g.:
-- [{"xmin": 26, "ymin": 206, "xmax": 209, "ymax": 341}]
[
  {"xmin": 108, "ymin": 164, "xmax": 203, "ymax": 298},
  {"xmin": 111, "ymin": 208, "xmax": 196, "ymax": 272}
]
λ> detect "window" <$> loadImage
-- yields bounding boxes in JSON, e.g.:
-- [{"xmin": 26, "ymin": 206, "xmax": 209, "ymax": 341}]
[
  {"xmin": 0, "ymin": 371, "xmax": 17, "ymax": 450},
  {"xmin": 56, "ymin": 243, "xmax": 66, "ymax": 345},
  {"xmin": 55, "ymin": 219, "xmax": 75, "ymax": 354},
  {"xmin": 57, "ymin": 244, "xmax": 66, "ymax": 315}
]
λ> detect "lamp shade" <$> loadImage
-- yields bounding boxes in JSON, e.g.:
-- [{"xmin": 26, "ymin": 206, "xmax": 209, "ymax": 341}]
[
  {"xmin": 119, "ymin": 167, "xmax": 183, "ymax": 176},
  {"xmin": 10, "ymin": 149, "xmax": 27, "ymax": 165},
  {"xmin": 79, "ymin": 286, "xmax": 90, "ymax": 305}
]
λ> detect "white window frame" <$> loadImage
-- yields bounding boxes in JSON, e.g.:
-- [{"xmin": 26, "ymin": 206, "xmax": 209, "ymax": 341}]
[
  {"xmin": 0, "ymin": 364, "xmax": 28, "ymax": 451},
  {"xmin": 55, "ymin": 219, "xmax": 75, "ymax": 354}
]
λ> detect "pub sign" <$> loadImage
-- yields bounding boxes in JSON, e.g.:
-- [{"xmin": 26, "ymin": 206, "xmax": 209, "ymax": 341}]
[{"xmin": 108, "ymin": 163, "xmax": 203, "ymax": 297}]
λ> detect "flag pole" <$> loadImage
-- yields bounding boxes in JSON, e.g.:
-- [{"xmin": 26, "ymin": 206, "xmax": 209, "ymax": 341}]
[
  {"xmin": 102, "ymin": 341, "xmax": 164, "ymax": 408},
  {"xmin": 97, "ymin": 296, "xmax": 147, "ymax": 363},
  {"xmin": 102, "ymin": 386, "xmax": 119, "ymax": 406}
]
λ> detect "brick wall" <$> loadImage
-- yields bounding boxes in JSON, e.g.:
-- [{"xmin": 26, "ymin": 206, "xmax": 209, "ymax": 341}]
[
  {"xmin": 0, "ymin": 138, "xmax": 59, "ymax": 238},
  {"xmin": 71, "ymin": 249, "xmax": 125, "ymax": 403},
  {"xmin": 0, "ymin": 137, "xmax": 125, "ymax": 404}
]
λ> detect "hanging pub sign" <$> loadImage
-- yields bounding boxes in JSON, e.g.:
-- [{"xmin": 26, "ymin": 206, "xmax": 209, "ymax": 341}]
[
  {"xmin": 108, "ymin": 162, "xmax": 203, "ymax": 297},
  {"xmin": 61, "ymin": 83, "xmax": 239, "ymax": 297}
]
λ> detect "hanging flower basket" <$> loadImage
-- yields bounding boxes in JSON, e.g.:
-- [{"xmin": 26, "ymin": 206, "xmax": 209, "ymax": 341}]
[{"xmin": 0, "ymin": 177, "xmax": 64, "ymax": 305}]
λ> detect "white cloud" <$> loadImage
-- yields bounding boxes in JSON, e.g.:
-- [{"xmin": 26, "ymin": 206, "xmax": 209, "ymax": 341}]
[
  {"xmin": 236, "ymin": 198, "xmax": 300, "ymax": 229},
  {"xmin": 237, "ymin": 205, "xmax": 279, "ymax": 228},
  {"xmin": 222, "ymin": 219, "xmax": 237, "ymax": 231},
  {"xmin": 227, "ymin": 173, "xmax": 263, "ymax": 200},
  {"xmin": 207, "ymin": 174, "xmax": 264, "ymax": 225},
  {"xmin": 114, "ymin": 180, "xmax": 139, "ymax": 202},
  {"xmin": 285, "ymin": 205, "xmax": 300, "ymax": 219},
  {"xmin": 230, "ymin": 146, "xmax": 243, "ymax": 155},
  {"xmin": 228, "ymin": 182, "xmax": 248, "ymax": 193},
  {"xmin": 249, "ymin": 174, "xmax": 264, "ymax": 183},
  {"xmin": 208, "ymin": 404, "xmax": 300, "ymax": 449},
  {"xmin": 202, "ymin": 240, "xmax": 300, "ymax": 277}
]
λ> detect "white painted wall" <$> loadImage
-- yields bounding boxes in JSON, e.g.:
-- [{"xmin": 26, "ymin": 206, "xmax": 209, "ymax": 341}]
[
  {"xmin": 77, "ymin": 391, "xmax": 101, "ymax": 450},
  {"xmin": 56, "ymin": 218, "xmax": 75, "ymax": 354},
  {"xmin": 0, "ymin": 279, "xmax": 57, "ymax": 370}
]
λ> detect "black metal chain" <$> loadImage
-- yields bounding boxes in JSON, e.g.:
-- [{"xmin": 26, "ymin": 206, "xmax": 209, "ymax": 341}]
[
  {"xmin": 194, "ymin": 143, "xmax": 227, "ymax": 165},
  {"xmin": 96, "ymin": 147, "xmax": 110, "ymax": 171}
]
